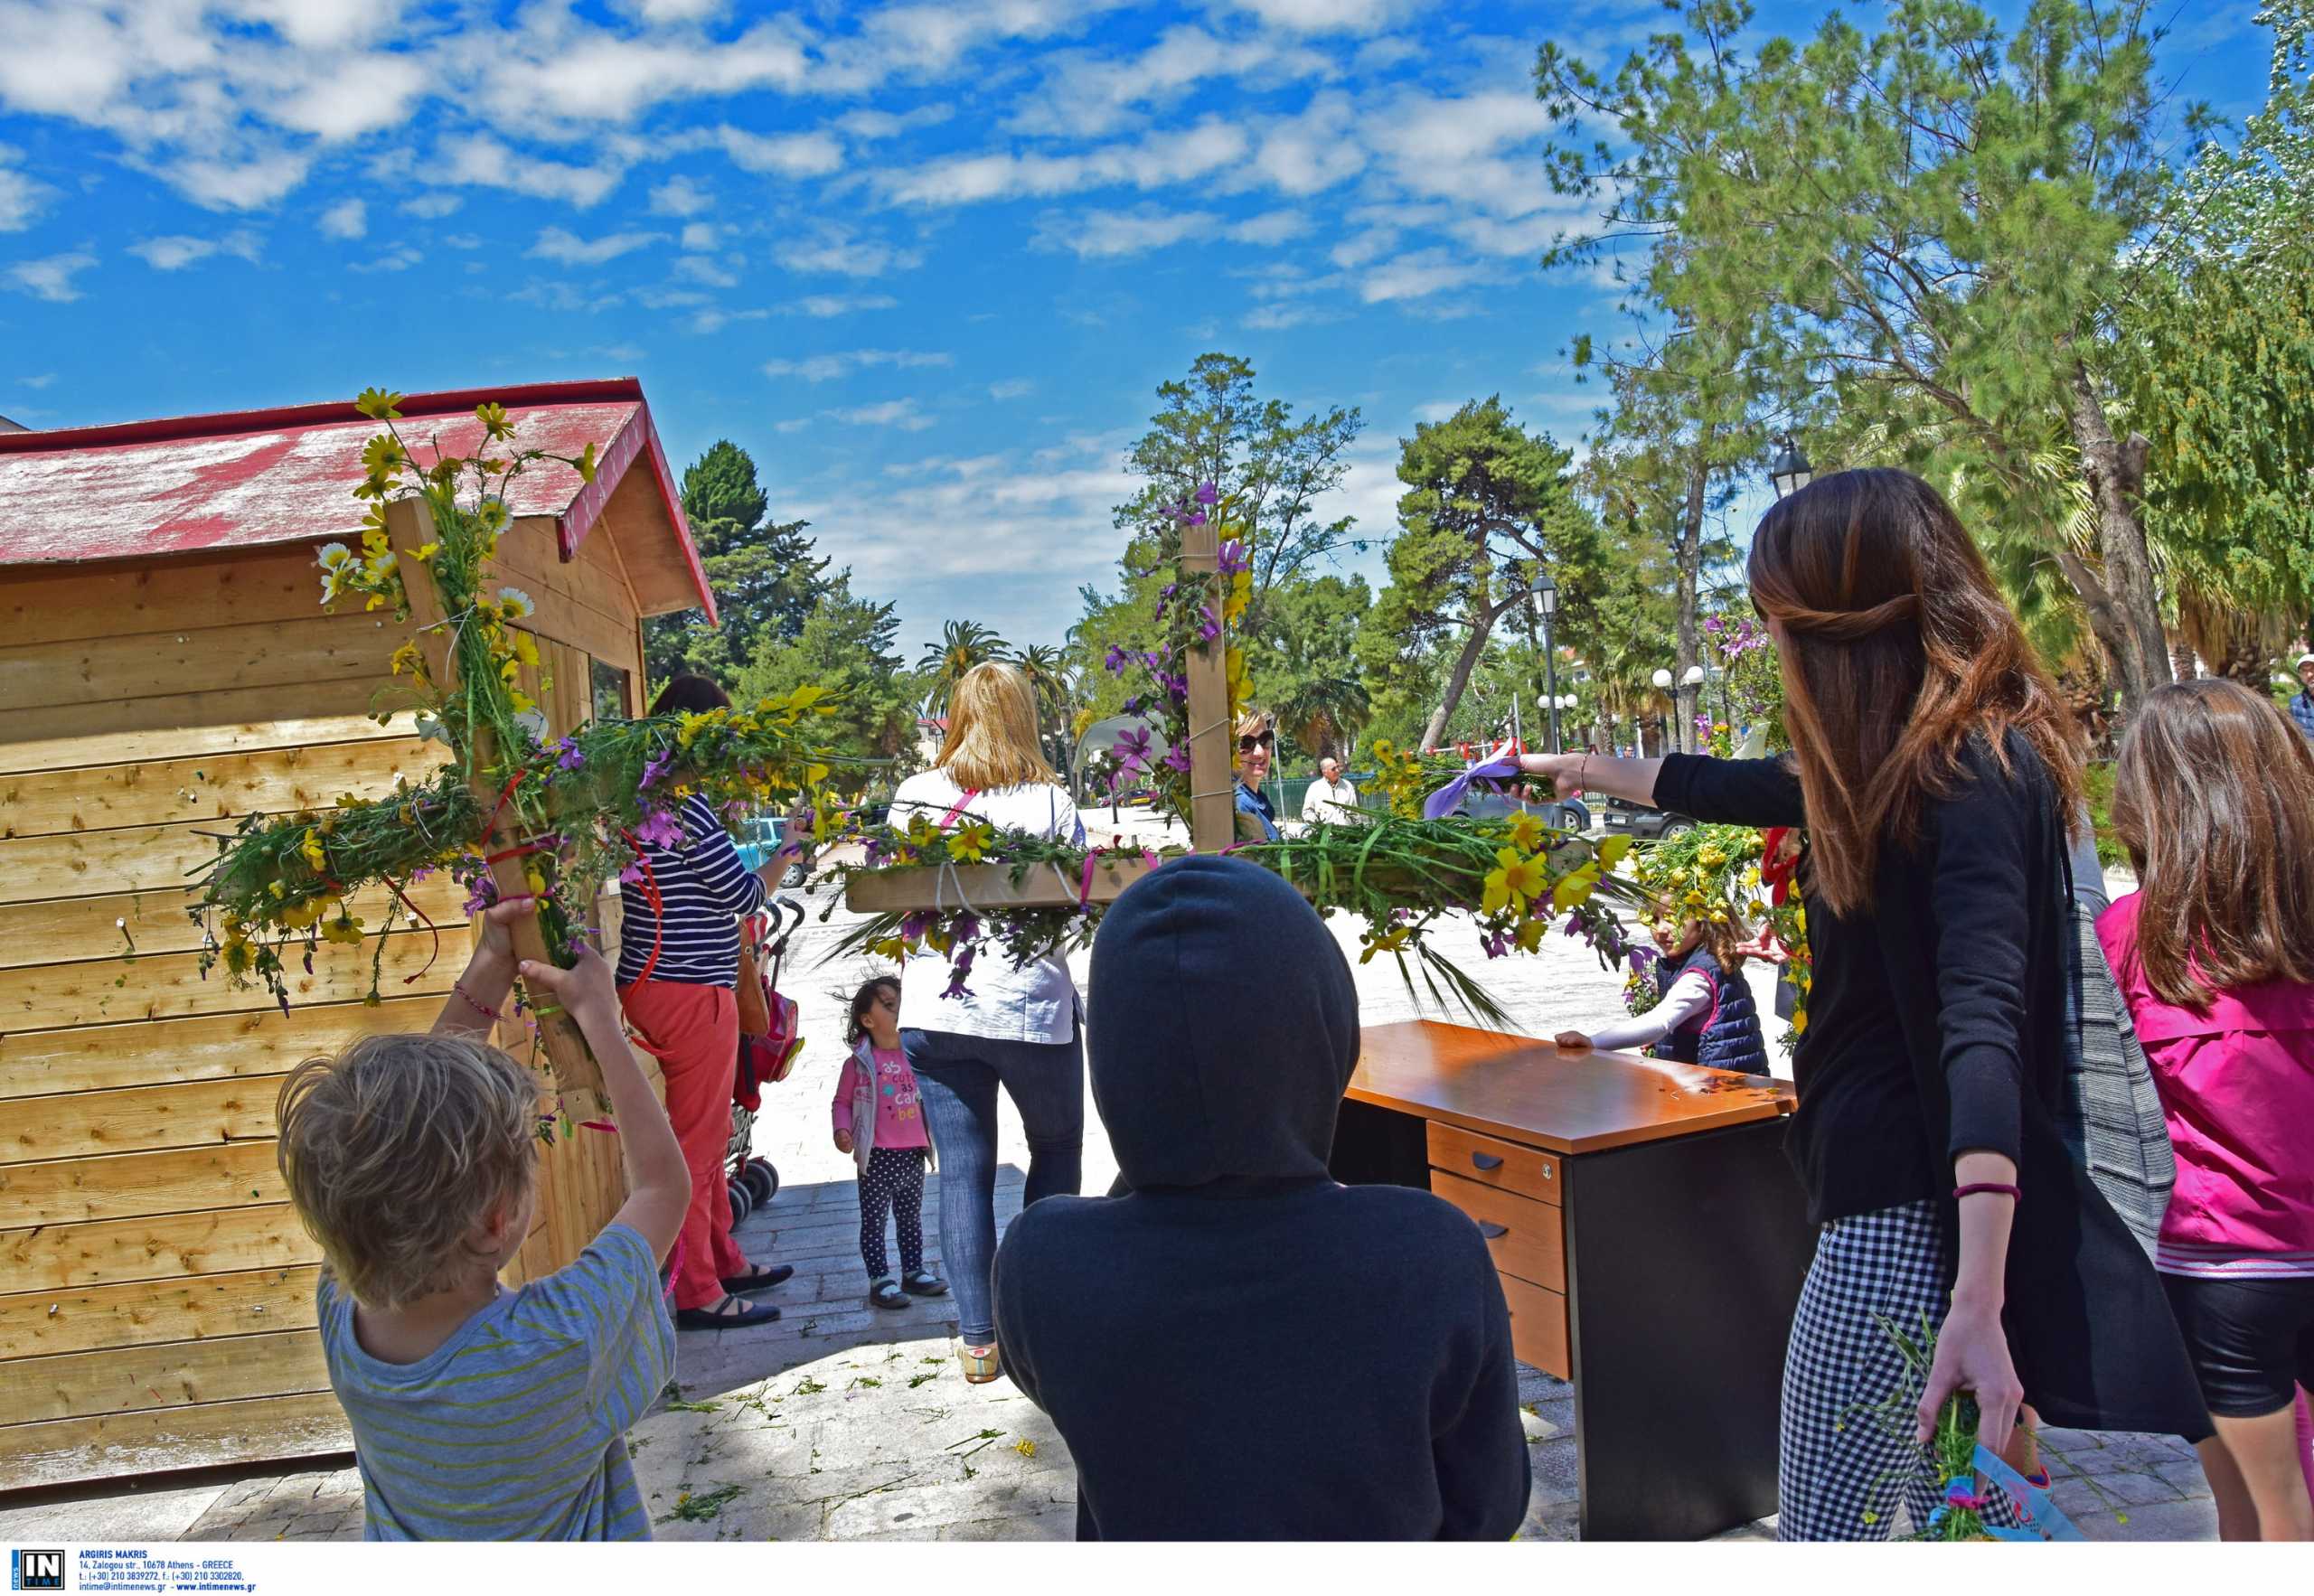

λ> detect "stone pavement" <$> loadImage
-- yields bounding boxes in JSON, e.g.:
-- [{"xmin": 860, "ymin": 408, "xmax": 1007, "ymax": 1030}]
[{"xmin": 0, "ymin": 850, "xmax": 2216, "ymax": 1543}]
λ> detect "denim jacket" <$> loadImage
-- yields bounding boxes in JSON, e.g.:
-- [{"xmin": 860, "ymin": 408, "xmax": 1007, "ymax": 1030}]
[
  {"xmin": 1233, "ymin": 782, "xmax": 1279, "ymax": 842},
  {"xmin": 2291, "ymin": 689, "xmax": 2314, "ymax": 745}
]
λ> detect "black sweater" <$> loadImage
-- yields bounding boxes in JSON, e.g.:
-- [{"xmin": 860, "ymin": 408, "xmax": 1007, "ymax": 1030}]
[
  {"xmin": 992, "ymin": 855, "xmax": 1530, "ymax": 1540},
  {"xmin": 1655, "ymin": 742, "xmax": 2208, "ymax": 1440}
]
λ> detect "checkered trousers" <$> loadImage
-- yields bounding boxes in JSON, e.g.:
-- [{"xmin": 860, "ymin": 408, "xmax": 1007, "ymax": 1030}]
[{"xmin": 1776, "ymin": 1198, "xmax": 2022, "ymax": 1541}]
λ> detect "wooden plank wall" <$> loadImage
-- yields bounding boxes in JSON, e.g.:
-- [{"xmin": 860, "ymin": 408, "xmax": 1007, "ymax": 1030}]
[{"xmin": 0, "ymin": 527, "xmax": 652, "ymax": 1491}]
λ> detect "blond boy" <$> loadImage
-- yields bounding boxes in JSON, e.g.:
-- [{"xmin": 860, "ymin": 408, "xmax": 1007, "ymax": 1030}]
[{"xmin": 277, "ymin": 897, "xmax": 690, "ymax": 1539}]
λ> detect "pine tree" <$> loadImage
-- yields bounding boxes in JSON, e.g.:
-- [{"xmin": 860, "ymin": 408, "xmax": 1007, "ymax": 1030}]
[{"xmin": 645, "ymin": 439, "xmax": 829, "ymax": 686}]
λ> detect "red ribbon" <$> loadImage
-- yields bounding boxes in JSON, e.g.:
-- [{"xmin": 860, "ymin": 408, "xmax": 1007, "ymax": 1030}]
[{"xmin": 617, "ymin": 828, "xmax": 668, "ymax": 988}]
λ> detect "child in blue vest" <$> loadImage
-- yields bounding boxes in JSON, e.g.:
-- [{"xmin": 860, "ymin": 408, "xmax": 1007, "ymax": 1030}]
[{"xmin": 1557, "ymin": 906, "xmax": 1770, "ymax": 1074}]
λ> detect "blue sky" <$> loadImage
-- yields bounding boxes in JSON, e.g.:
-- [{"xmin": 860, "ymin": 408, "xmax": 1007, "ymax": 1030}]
[{"xmin": 0, "ymin": 0, "xmax": 2273, "ymax": 657}]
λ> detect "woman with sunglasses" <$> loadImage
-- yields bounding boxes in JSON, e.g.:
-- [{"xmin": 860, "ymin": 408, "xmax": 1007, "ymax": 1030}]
[{"xmin": 1233, "ymin": 711, "xmax": 1281, "ymax": 842}]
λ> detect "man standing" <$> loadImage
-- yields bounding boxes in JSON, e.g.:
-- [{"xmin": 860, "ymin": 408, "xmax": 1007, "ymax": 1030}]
[
  {"xmin": 1300, "ymin": 756, "xmax": 1359, "ymax": 825},
  {"xmin": 2293, "ymin": 652, "xmax": 2314, "ymax": 745}
]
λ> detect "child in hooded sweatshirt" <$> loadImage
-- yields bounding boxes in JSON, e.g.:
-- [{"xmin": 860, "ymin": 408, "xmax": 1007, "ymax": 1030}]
[
  {"xmin": 832, "ymin": 975, "xmax": 946, "ymax": 1311},
  {"xmin": 2102, "ymin": 680, "xmax": 2314, "ymax": 1541},
  {"xmin": 992, "ymin": 855, "xmax": 1529, "ymax": 1541}
]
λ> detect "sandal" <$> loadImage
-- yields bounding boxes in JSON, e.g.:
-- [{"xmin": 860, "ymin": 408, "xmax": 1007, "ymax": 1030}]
[
  {"xmin": 721, "ymin": 1263, "xmax": 795, "ymax": 1295},
  {"xmin": 869, "ymin": 1277, "xmax": 910, "ymax": 1310},
  {"xmin": 958, "ymin": 1340, "xmax": 1002, "ymax": 1384},
  {"xmin": 674, "ymin": 1292, "xmax": 781, "ymax": 1330},
  {"xmin": 902, "ymin": 1271, "xmax": 947, "ymax": 1298}
]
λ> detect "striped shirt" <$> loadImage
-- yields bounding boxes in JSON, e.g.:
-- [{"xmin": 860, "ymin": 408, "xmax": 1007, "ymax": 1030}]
[
  {"xmin": 2155, "ymin": 1241, "xmax": 2314, "ymax": 1281},
  {"xmin": 615, "ymin": 791, "xmax": 767, "ymax": 988},
  {"xmin": 318, "ymin": 1224, "xmax": 675, "ymax": 1540}
]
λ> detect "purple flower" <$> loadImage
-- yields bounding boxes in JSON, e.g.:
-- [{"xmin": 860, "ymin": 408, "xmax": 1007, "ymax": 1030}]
[
  {"xmin": 1197, "ymin": 605, "xmax": 1220, "ymax": 643},
  {"xmin": 1561, "ymin": 914, "xmax": 1582, "ymax": 937},
  {"xmin": 463, "ymin": 875, "xmax": 499, "ymax": 915},
  {"xmin": 640, "ymin": 748, "xmax": 673, "ymax": 790},
  {"xmin": 1162, "ymin": 744, "xmax": 1192, "ymax": 775},
  {"xmin": 633, "ymin": 806, "xmax": 682, "ymax": 850},
  {"xmin": 1185, "ymin": 510, "xmax": 1207, "ymax": 529},
  {"xmin": 1217, "ymin": 539, "xmax": 1249, "ymax": 576},
  {"xmin": 1481, "ymin": 931, "xmax": 1510, "ymax": 959},
  {"xmin": 943, "ymin": 942, "xmax": 978, "ymax": 1001},
  {"xmin": 1627, "ymin": 946, "xmax": 1656, "ymax": 976},
  {"xmin": 900, "ymin": 910, "xmax": 936, "ymax": 944},
  {"xmin": 1114, "ymin": 727, "xmax": 1152, "ymax": 774},
  {"xmin": 1105, "ymin": 644, "xmax": 1132, "ymax": 675},
  {"xmin": 1195, "ymin": 482, "xmax": 1218, "ymax": 506},
  {"xmin": 1161, "ymin": 582, "xmax": 1178, "ymax": 601},
  {"xmin": 555, "ymin": 737, "xmax": 585, "ymax": 772},
  {"xmin": 618, "ymin": 860, "xmax": 647, "ymax": 887},
  {"xmin": 1159, "ymin": 670, "xmax": 1188, "ymax": 704}
]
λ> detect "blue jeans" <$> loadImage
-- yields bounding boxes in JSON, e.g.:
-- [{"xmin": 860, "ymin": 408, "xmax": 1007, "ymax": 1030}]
[{"xmin": 900, "ymin": 1026, "xmax": 1085, "ymax": 1343}]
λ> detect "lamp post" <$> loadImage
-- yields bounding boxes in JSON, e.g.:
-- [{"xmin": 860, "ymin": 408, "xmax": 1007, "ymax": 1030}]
[
  {"xmin": 1530, "ymin": 572, "xmax": 1562, "ymax": 755},
  {"xmin": 1768, "ymin": 435, "xmax": 1814, "ymax": 501},
  {"xmin": 1650, "ymin": 666, "xmax": 1674, "ymax": 758}
]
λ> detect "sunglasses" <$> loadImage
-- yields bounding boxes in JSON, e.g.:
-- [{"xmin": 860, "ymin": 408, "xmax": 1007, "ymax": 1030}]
[{"xmin": 1237, "ymin": 731, "xmax": 1275, "ymax": 752}]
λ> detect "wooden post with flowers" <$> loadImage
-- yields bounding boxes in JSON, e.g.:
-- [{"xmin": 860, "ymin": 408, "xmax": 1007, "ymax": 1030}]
[{"xmin": 384, "ymin": 494, "xmax": 602, "ymax": 1095}]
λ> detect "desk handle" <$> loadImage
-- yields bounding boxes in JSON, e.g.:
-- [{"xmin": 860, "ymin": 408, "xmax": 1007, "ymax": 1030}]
[
  {"xmin": 1476, "ymin": 1221, "xmax": 1509, "ymax": 1239},
  {"xmin": 1471, "ymin": 1152, "xmax": 1504, "ymax": 1171}
]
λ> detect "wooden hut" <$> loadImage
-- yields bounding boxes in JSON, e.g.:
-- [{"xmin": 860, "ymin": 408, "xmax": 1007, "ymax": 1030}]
[{"xmin": 0, "ymin": 379, "xmax": 711, "ymax": 1489}]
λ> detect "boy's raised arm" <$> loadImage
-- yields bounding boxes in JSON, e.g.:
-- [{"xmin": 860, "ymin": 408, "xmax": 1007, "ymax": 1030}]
[{"xmin": 518, "ymin": 949, "xmax": 691, "ymax": 1264}]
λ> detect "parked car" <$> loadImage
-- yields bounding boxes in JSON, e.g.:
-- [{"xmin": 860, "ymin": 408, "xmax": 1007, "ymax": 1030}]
[
  {"xmin": 735, "ymin": 815, "xmax": 809, "ymax": 887},
  {"xmin": 1601, "ymin": 794, "xmax": 1695, "ymax": 840},
  {"xmin": 1449, "ymin": 787, "xmax": 1592, "ymax": 832}
]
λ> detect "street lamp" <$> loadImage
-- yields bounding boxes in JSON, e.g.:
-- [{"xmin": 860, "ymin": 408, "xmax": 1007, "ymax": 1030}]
[
  {"xmin": 1529, "ymin": 572, "xmax": 1562, "ymax": 756},
  {"xmin": 1768, "ymin": 435, "xmax": 1814, "ymax": 501},
  {"xmin": 1649, "ymin": 668, "xmax": 1674, "ymax": 757}
]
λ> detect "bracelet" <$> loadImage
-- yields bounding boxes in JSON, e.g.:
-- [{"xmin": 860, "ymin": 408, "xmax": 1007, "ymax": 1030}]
[
  {"xmin": 1576, "ymin": 754, "xmax": 1589, "ymax": 798},
  {"xmin": 1953, "ymin": 1182, "xmax": 2020, "ymax": 1204},
  {"xmin": 453, "ymin": 980, "xmax": 502, "ymax": 1021}
]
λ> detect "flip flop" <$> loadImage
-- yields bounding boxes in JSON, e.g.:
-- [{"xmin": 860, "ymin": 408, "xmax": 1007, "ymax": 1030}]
[
  {"xmin": 721, "ymin": 1263, "xmax": 795, "ymax": 1295},
  {"xmin": 674, "ymin": 1293, "xmax": 781, "ymax": 1330}
]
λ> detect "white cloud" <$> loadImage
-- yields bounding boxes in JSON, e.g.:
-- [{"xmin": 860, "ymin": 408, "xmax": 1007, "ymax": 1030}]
[
  {"xmin": 317, "ymin": 197, "xmax": 367, "ymax": 239},
  {"xmin": 1241, "ymin": 91, "xmax": 1366, "ymax": 195},
  {"xmin": 127, "ymin": 230, "xmax": 263, "ymax": 269},
  {"xmin": 1228, "ymin": 208, "xmax": 1310, "ymax": 245},
  {"xmin": 687, "ymin": 305, "xmax": 770, "ymax": 334},
  {"xmin": 877, "ymin": 117, "xmax": 1249, "ymax": 207},
  {"xmin": 1010, "ymin": 25, "xmax": 1331, "ymax": 139},
  {"xmin": 1033, "ymin": 205, "xmax": 1217, "ymax": 258},
  {"xmin": 674, "ymin": 254, "xmax": 738, "ymax": 287},
  {"xmin": 1366, "ymin": 89, "xmax": 1557, "ymax": 218},
  {"xmin": 472, "ymin": 23, "xmax": 814, "ymax": 130},
  {"xmin": 680, "ymin": 221, "xmax": 718, "ymax": 250},
  {"xmin": 6, "ymin": 251, "xmax": 96, "ymax": 302},
  {"xmin": 529, "ymin": 226, "xmax": 665, "ymax": 265},
  {"xmin": 1224, "ymin": 0, "xmax": 1425, "ymax": 34},
  {"xmin": 1359, "ymin": 248, "xmax": 1492, "ymax": 303},
  {"xmin": 650, "ymin": 175, "xmax": 714, "ymax": 216},
  {"xmin": 400, "ymin": 192, "xmax": 463, "ymax": 219},
  {"xmin": 764, "ymin": 348, "xmax": 953, "ymax": 382},
  {"xmin": 836, "ymin": 104, "xmax": 953, "ymax": 141},
  {"xmin": 443, "ymin": 231, "xmax": 484, "ymax": 249},
  {"xmin": 773, "ymin": 223, "xmax": 921, "ymax": 277},
  {"xmin": 715, "ymin": 126, "xmax": 844, "ymax": 177},
  {"xmin": 18, "ymin": 371, "xmax": 56, "ymax": 389},
  {"xmin": 164, "ymin": 148, "xmax": 315, "ymax": 211},
  {"xmin": 988, "ymin": 378, "xmax": 1034, "ymax": 399},
  {"xmin": 779, "ymin": 292, "xmax": 898, "ymax": 316},
  {"xmin": 827, "ymin": 398, "xmax": 936, "ymax": 430},
  {"xmin": 1242, "ymin": 301, "xmax": 1338, "ymax": 330},
  {"xmin": 271, "ymin": 53, "xmax": 429, "ymax": 140},
  {"xmin": 351, "ymin": 243, "xmax": 423, "ymax": 273},
  {"xmin": 0, "ymin": 147, "xmax": 52, "ymax": 232},
  {"xmin": 441, "ymin": 137, "xmax": 623, "ymax": 208}
]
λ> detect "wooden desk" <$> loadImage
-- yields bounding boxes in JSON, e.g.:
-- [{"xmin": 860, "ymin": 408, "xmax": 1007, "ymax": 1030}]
[{"xmin": 1330, "ymin": 1019, "xmax": 1811, "ymax": 1542}]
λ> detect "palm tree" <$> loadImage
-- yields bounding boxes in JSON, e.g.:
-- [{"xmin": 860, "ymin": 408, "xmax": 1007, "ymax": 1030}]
[
  {"xmin": 1009, "ymin": 643, "xmax": 1073, "ymax": 766},
  {"xmin": 917, "ymin": 620, "xmax": 1008, "ymax": 716}
]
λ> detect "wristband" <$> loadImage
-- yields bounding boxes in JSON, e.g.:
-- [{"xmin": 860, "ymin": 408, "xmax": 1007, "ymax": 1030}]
[
  {"xmin": 453, "ymin": 980, "xmax": 502, "ymax": 1020},
  {"xmin": 1953, "ymin": 1182, "xmax": 2020, "ymax": 1204}
]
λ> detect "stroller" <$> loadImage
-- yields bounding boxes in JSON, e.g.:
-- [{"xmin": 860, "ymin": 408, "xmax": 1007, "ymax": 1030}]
[{"xmin": 724, "ymin": 896, "xmax": 805, "ymax": 1224}]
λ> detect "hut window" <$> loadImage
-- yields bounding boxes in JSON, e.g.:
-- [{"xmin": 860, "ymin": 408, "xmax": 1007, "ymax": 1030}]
[{"xmin": 591, "ymin": 658, "xmax": 633, "ymax": 720}]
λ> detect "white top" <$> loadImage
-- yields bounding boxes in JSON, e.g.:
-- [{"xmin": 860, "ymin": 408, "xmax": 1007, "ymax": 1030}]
[
  {"xmin": 1588, "ymin": 970, "xmax": 1713, "ymax": 1054},
  {"xmin": 1300, "ymin": 776, "xmax": 1360, "ymax": 821},
  {"xmin": 889, "ymin": 767, "xmax": 1086, "ymax": 1046}
]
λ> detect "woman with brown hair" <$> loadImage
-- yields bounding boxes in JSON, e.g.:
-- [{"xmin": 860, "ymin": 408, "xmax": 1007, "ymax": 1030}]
[
  {"xmin": 2101, "ymin": 679, "xmax": 2314, "ymax": 1539},
  {"xmin": 892, "ymin": 662, "xmax": 1086, "ymax": 1385},
  {"xmin": 1519, "ymin": 468, "xmax": 2206, "ymax": 1538}
]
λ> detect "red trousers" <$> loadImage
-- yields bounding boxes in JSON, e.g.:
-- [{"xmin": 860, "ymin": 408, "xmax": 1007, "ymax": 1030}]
[{"xmin": 618, "ymin": 979, "xmax": 747, "ymax": 1310}]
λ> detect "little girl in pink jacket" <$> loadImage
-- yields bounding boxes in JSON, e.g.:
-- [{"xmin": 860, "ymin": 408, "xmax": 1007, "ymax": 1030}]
[
  {"xmin": 832, "ymin": 975, "xmax": 945, "ymax": 1312},
  {"xmin": 2102, "ymin": 680, "xmax": 2314, "ymax": 1541}
]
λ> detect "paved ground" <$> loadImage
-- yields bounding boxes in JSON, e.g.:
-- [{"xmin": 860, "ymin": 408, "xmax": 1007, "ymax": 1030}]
[{"xmin": 1, "ymin": 834, "xmax": 2214, "ymax": 1542}]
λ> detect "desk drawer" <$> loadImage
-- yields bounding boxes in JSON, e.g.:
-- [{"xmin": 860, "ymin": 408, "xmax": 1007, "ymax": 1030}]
[
  {"xmin": 1499, "ymin": 1272, "xmax": 1570, "ymax": 1380},
  {"xmin": 1430, "ymin": 1169, "xmax": 1566, "ymax": 1293},
  {"xmin": 1427, "ymin": 1122, "xmax": 1561, "ymax": 1204}
]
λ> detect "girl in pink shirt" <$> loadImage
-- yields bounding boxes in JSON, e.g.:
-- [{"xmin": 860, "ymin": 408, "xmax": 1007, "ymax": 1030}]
[
  {"xmin": 833, "ymin": 976, "xmax": 946, "ymax": 1311},
  {"xmin": 2103, "ymin": 679, "xmax": 2314, "ymax": 1541}
]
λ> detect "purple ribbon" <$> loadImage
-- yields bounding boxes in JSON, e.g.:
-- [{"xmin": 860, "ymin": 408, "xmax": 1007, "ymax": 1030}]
[{"xmin": 1421, "ymin": 746, "xmax": 1523, "ymax": 821}]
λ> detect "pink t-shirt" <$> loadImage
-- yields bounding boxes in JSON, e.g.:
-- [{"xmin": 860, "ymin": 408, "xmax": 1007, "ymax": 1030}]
[
  {"xmin": 2096, "ymin": 892, "xmax": 2314, "ymax": 1274},
  {"xmin": 832, "ymin": 1044, "xmax": 930, "ymax": 1151}
]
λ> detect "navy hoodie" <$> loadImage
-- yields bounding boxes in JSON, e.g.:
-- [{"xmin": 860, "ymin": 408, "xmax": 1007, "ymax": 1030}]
[{"xmin": 992, "ymin": 855, "xmax": 1530, "ymax": 1540}]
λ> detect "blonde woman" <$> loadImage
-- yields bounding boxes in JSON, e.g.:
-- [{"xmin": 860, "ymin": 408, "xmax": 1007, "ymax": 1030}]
[
  {"xmin": 893, "ymin": 662, "xmax": 1086, "ymax": 1384},
  {"xmin": 1232, "ymin": 709, "xmax": 1280, "ymax": 841}
]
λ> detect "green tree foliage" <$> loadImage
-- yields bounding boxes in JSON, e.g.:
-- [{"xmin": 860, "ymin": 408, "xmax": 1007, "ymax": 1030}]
[
  {"xmin": 1538, "ymin": 0, "xmax": 2184, "ymax": 713},
  {"xmin": 732, "ymin": 573, "xmax": 917, "ymax": 796},
  {"xmin": 1256, "ymin": 574, "xmax": 1373, "ymax": 764},
  {"xmin": 1107, "ymin": 352, "xmax": 1364, "ymax": 642},
  {"xmin": 916, "ymin": 619, "xmax": 1009, "ymax": 716},
  {"xmin": 646, "ymin": 440, "xmax": 828, "ymax": 686},
  {"xmin": 1360, "ymin": 398, "xmax": 1600, "ymax": 749}
]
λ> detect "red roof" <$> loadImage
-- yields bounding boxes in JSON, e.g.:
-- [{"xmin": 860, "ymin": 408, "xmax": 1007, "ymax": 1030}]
[{"xmin": 0, "ymin": 378, "xmax": 713, "ymax": 621}]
